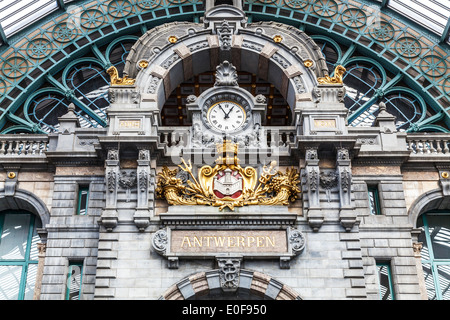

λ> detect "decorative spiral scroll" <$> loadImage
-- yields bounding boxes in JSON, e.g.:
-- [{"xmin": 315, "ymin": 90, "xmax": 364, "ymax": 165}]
[{"xmin": 152, "ymin": 229, "xmax": 169, "ymax": 255}]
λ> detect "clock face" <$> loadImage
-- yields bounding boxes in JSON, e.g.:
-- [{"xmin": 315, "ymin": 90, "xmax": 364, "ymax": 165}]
[{"xmin": 207, "ymin": 101, "xmax": 247, "ymax": 133}]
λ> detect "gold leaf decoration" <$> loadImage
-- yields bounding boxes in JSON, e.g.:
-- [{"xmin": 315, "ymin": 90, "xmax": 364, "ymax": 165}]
[
  {"xmin": 317, "ymin": 65, "xmax": 346, "ymax": 85},
  {"xmin": 156, "ymin": 141, "xmax": 301, "ymax": 211}
]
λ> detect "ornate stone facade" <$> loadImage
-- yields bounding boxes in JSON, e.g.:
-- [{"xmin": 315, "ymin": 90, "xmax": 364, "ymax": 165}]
[{"xmin": 0, "ymin": 2, "xmax": 448, "ymax": 301}]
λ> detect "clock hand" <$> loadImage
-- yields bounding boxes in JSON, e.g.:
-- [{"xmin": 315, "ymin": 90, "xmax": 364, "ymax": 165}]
[
  {"xmin": 218, "ymin": 104, "xmax": 227, "ymax": 117},
  {"xmin": 224, "ymin": 106, "xmax": 234, "ymax": 119}
]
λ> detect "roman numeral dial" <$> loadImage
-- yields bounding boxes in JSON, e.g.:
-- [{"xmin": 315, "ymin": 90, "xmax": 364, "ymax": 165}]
[{"xmin": 207, "ymin": 101, "xmax": 247, "ymax": 133}]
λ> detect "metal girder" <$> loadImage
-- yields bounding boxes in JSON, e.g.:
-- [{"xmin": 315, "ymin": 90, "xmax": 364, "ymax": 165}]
[
  {"xmin": 440, "ymin": 17, "xmax": 450, "ymax": 43},
  {"xmin": 0, "ymin": 23, "xmax": 8, "ymax": 47}
]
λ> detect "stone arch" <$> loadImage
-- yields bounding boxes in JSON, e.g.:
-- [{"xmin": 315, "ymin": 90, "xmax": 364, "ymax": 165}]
[
  {"xmin": 408, "ymin": 188, "xmax": 450, "ymax": 228},
  {"xmin": 160, "ymin": 269, "xmax": 301, "ymax": 300},
  {"xmin": 0, "ymin": 188, "xmax": 50, "ymax": 227},
  {"xmin": 126, "ymin": 19, "xmax": 327, "ymax": 112}
]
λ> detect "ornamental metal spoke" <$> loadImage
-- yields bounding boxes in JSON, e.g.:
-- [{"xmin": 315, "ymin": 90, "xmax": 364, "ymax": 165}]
[
  {"xmin": 443, "ymin": 77, "xmax": 450, "ymax": 96},
  {"xmin": 257, "ymin": 0, "xmax": 277, "ymax": 4},
  {"xmin": 108, "ymin": 0, "xmax": 133, "ymax": 18},
  {"xmin": 341, "ymin": 8, "xmax": 367, "ymax": 28},
  {"xmin": 420, "ymin": 55, "xmax": 448, "ymax": 77},
  {"xmin": 52, "ymin": 23, "xmax": 78, "ymax": 43},
  {"xmin": 26, "ymin": 38, "xmax": 53, "ymax": 59},
  {"xmin": 395, "ymin": 37, "xmax": 421, "ymax": 58},
  {"xmin": 312, "ymin": 0, "xmax": 338, "ymax": 18},
  {"xmin": 1, "ymin": 56, "xmax": 29, "ymax": 79},
  {"xmin": 283, "ymin": 0, "xmax": 309, "ymax": 9},
  {"xmin": 368, "ymin": 21, "xmax": 395, "ymax": 42},
  {"xmin": 80, "ymin": 10, "xmax": 105, "ymax": 29},
  {"xmin": 136, "ymin": 0, "xmax": 161, "ymax": 9}
]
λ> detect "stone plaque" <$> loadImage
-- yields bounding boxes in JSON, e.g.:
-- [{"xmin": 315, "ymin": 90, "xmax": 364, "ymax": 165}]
[
  {"xmin": 314, "ymin": 119, "xmax": 336, "ymax": 128},
  {"xmin": 171, "ymin": 230, "xmax": 287, "ymax": 254},
  {"xmin": 119, "ymin": 119, "xmax": 141, "ymax": 129},
  {"xmin": 152, "ymin": 227, "xmax": 306, "ymax": 269}
]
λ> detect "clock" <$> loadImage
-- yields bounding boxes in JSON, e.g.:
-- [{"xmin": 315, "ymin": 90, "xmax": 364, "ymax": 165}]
[{"xmin": 207, "ymin": 101, "xmax": 247, "ymax": 133}]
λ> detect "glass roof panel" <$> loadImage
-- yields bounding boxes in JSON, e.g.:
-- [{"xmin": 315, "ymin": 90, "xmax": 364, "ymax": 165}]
[
  {"xmin": 0, "ymin": 0, "xmax": 58, "ymax": 37},
  {"xmin": 388, "ymin": 0, "xmax": 450, "ymax": 35},
  {"xmin": 0, "ymin": 0, "xmax": 449, "ymax": 41}
]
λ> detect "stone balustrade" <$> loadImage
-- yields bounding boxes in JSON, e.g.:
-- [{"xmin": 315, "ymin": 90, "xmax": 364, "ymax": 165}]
[
  {"xmin": 406, "ymin": 133, "xmax": 450, "ymax": 155},
  {"xmin": 0, "ymin": 135, "xmax": 49, "ymax": 156},
  {"xmin": 0, "ymin": 132, "xmax": 448, "ymax": 160}
]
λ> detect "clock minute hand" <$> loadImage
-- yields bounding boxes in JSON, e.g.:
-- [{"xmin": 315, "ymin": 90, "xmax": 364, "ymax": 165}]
[
  {"xmin": 224, "ymin": 106, "xmax": 234, "ymax": 119},
  {"xmin": 218, "ymin": 105, "xmax": 227, "ymax": 118}
]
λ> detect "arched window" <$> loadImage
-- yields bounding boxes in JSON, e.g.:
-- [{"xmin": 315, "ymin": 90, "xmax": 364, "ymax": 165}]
[
  {"xmin": 64, "ymin": 61, "xmax": 109, "ymax": 124},
  {"xmin": 0, "ymin": 211, "xmax": 42, "ymax": 300},
  {"xmin": 417, "ymin": 212, "xmax": 450, "ymax": 300}
]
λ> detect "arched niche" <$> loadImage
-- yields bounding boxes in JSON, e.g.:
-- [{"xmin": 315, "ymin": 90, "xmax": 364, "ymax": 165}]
[
  {"xmin": 160, "ymin": 269, "xmax": 301, "ymax": 300},
  {"xmin": 125, "ymin": 20, "xmax": 327, "ymax": 113},
  {"xmin": 0, "ymin": 188, "xmax": 50, "ymax": 228},
  {"xmin": 408, "ymin": 188, "xmax": 450, "ymax": 228}
]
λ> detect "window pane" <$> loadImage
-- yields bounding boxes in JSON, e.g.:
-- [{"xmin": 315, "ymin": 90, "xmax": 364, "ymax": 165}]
[
  {"xmin": 78, "ymin": 188, "xmax": 89, "ymax": 215},
  {"xmin": 422, "ymin": 263, "xmax": 437, "ymax": 300},
  {"xmin": 437, "ymin": 265, "xmax": 450, "ymax": 300},
  {"xmin": 66, "ymin": 264, "xmax": 83, "ymax": 300},
  {"xmin": 426, "ymin": 215, "xmax": 450, "ymax": 259},
  {"xmin": 0, "ymin": 265, "xmax": 22, "ymax": 300},
  {"xmin": 368, "ymin": 190, "xmax": 377, "ymax": 215},
  {"xmin": 377, "ymin": 264, "xmax": 394, "ymax": 300},
  {"xmin": 29, "ymin": 218, "xmax": 41, "ymax": 261},
  {"xmin": 24, "ymin": 264, "xmax": 38, "ymax": 300},
  {"xmin": 0, "ymin": 214, "xmax": 31, "ymax": 260}
]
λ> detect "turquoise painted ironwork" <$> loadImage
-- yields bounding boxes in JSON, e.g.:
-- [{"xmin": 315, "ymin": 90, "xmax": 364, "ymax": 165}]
[
  {"xmin": 0, "ymin": 0, "xmax": 448, "ymax": 133},
  {"xmin": 0, "ymin": 211, "xmax": 40, "ymax": 300},
  {"xmin": 418, "ymin": 213, "xmax": 450, "ymax": 300}
]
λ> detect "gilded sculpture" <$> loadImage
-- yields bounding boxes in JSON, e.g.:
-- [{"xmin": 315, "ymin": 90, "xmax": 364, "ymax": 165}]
[
  {"xmin": 156, "ymin": 141, "xmax": 301, "ymax": 211},
  {"xmin": 317, "ymin": 65, "xmax": 346, "ymax": 85},
  {"xmin": 107, "ymin": 66, "xmax": 136, "ymax": 85}
]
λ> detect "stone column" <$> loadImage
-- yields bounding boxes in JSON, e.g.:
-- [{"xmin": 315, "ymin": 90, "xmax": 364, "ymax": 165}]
[
  {"xmin": 33, "ymin": 243, "xmax": 46, "ymax": 300},
  {"xmin": 100, "ymin": 149, "xmax": 120, "ymax": 231},
  {"xmin": 336, "ymin": 147, "xmax": 356, "ymax": 231},
  {"xmin": 134, "ymin": 149, "xmax": 152, "ymax": 231},
  {"xmin": 303, "ymin": 147, "xmax": 322, "ymax": 231}
]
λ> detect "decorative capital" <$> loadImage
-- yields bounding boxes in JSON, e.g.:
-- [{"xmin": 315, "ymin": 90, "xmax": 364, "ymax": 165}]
[{"xmin": 413, "ymin": 242, "xmax": 423, "ymax": 257}]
